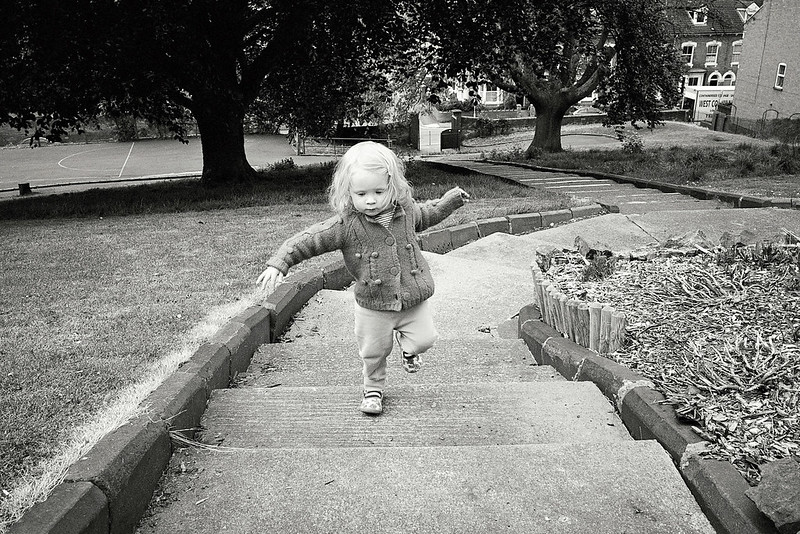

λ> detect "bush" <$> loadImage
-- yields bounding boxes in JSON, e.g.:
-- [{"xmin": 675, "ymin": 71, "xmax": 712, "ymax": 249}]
[
  {"xmin": 488, "ymin": 145, "xmax": 526, "ymax": 161},
  {"xmin": 473, "ymin": 117, "xmax": 510, "ymax": 137},
  {"xmin": 621, "ymin": 132, "xmax": 644, "ymax": 154},
  {"xmin": 268, "ymin": 157, "xmax": 297, "ymax": 171}
]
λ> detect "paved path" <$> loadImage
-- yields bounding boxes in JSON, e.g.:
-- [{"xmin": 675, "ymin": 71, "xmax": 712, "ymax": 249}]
[
  {"xmin": 437, "ymin": 159, "xmax": 729, "ymax": 214},
  {"xmin": 137, "ymin": 251, "xmax": 714, "ymax": 533}
]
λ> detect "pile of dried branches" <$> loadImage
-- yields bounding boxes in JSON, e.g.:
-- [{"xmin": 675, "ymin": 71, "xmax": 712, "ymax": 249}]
[{"xmin": 541, "ymin": 239, "xmax": 800, "ymax": 485}]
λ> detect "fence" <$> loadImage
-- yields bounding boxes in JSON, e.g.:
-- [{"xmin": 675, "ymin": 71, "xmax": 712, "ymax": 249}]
[
  {"xmin": 531, "ymin": 260, "xmax": 627, "ymax": 354},
  {"xmin": 296, "ymin": 136, "xmax": 394, "ymax": 156},
  {"xmin": 712, "ymin": 105, "xmax": 800, "ymax": 142}
]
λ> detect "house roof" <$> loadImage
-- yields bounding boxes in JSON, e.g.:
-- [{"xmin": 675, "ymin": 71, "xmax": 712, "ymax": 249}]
[{"xmin": 666, "ymin": 0, "xmax": 763, "ymax": 37}]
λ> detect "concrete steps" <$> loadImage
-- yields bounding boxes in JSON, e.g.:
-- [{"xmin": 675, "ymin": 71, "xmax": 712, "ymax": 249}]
[
  {"xmin": 245, "ymin": 337, "xmax": 562, "ymax": 387},
  {"xmin": 441, "ymin": 160, "xmax": 730, "ymax": 213},
  {"xmin": 138, "ymin": 442, "xmax": 711, "ymax": 533},
  {"xmin": 199, "ymin": 382, "xmax": 629, "ymax": 448},
  {"xmin": 137, "ymin": 244, "xmax": 714, "ymax": 533}
]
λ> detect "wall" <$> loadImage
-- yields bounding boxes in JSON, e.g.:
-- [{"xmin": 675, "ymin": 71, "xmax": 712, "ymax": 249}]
[{"xmin": 734, "ymin": 0, "xmax": 800, "ymax": 121}]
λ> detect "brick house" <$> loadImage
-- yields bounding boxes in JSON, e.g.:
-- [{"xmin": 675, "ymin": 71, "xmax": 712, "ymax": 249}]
[
  {"xmin": 732, "ymin": 0, "xmax": 800, "ymax": 122},
  {"xmin": 666, "ymin": 0, "xmax": 762, "ymax": 121}
]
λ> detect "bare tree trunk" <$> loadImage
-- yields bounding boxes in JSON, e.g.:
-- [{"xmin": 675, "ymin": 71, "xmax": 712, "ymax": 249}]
[
  {"xmin": 193, "ymin": 97, "xmax": 257, "ymax": 185},
  {"xmin": 527, "ymin": 107, "xmax": 566, "ymax": 155}
]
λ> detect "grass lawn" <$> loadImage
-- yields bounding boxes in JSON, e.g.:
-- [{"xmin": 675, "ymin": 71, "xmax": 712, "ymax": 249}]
[{"xmin": 0, "ymin": 160, "xmax": 578, "ymax": 529}]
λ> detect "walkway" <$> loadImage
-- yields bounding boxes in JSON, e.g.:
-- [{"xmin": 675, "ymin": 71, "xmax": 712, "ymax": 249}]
[
  {"xmin": 137, "ymin": 246, "xmax": 714, "ymax": 532},
  {"xmin": 437, "ymin": 159, "xmax": 730, "ymax": 214}
]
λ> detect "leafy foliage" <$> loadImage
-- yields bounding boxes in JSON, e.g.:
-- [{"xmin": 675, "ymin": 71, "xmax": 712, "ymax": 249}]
[
  {"xmin": 415, "ymin": 0, "xmax": 684, "ymax": 152},
  {"xmin": 0, "ymin": 1, "xmax": 414, "ymax": 182}
]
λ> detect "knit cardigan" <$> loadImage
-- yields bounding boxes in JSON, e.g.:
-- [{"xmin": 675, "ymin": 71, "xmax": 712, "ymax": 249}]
[{"xmin": 266, "ymin": 192, "xmax": 465, "ymax": 311}]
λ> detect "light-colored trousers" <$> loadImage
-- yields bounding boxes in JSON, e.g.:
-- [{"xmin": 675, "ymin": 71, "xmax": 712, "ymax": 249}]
[{"xmin": 354, "ymin": 300, "xmax": 438, "ymax": 392}]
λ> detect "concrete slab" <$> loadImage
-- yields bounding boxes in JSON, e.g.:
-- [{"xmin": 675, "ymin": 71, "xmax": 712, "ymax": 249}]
[
  {"xmin": 200, "ymin": 382, "xmax": 629, "ymax": 448},
  {"xmin": 278, "ymin": 289, "xmax": 354, "ymax": 340},
  {"xmin": 514, "ymin": 213, "xmax": 659, "ymax": 255},
  {"xmin": 247, "ymin": 337, "xmax": 562, "ymax": 387},
  {"xmin": 447, "ymin": 231, "xmax": 535, "ymax": 270},
  {"xmin": 423, "ymin": 252, "xmax": 534, "ymax": 336},
  {"xmin": 631, "ymin": 207, "xmax": 800, "ymax": 244},
  {"xmin": 137, "ymin": 441, "xmax": 714, "ymax": 534}
]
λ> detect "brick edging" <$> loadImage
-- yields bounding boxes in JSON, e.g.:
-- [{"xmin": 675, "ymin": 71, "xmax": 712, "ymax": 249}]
[
  {"xmin": 10, "ymin": 204, "xmax": 606, "ymax": 534},
  {"xmin": 517, "ymin": 304, "xmax": 779, "ymax": 534},
  {"xmin": 483, "ymin": 159, "xmax": 800, "ymax": 210}
]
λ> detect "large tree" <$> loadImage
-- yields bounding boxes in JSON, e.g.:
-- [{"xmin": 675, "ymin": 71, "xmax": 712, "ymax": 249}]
[
  {"xmin": 417, "ymin": 0, "xmax": 685, "ymax": 154},
  {"xmin": 0, "ymin": 1, "xmax": 411, "ymax": 184}
]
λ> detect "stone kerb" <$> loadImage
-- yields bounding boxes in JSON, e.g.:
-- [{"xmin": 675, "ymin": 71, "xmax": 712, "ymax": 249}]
[
  {"xmin": 10, "ymin": 206, "xmax": 605, "ymax": 534},
  {"xmin": 517, "ymin": 302, "xmax": 780, "ymax": 534}
]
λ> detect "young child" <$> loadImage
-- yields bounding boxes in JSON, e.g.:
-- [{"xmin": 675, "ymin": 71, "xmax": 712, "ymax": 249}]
[{"xmin": 257, "ymin": 141, "xmax": 469, "ymax": 415}]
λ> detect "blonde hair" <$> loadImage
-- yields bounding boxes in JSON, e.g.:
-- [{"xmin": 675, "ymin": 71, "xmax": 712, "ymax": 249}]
[{"xmin": 328, "ymin": 141, "xmax": 412, "ymax": 214}]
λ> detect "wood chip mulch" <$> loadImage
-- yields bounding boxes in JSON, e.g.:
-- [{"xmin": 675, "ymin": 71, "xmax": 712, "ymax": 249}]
[{"xmin": 539, "ymin": 235, "xmax": 800, "ymax": 485}]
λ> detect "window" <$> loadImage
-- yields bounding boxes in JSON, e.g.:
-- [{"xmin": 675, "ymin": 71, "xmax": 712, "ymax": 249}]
[
  {"xmin": 731, "ymin": 40, "xmax": 742, "ymax": 67},
  {"xmin": 481, "ymin": 84, "xmax": 500, "ymax": 104},
  {"xmin": 722, "ymin": 72, "xmax": 736, "ymax": 86},
  {"xmin": 686, "ymin": 76, "xmax": 700, "ymax": 87},
  {"xmin": 707, "ymin": 72, "xmax": 721, "ymax": 86},
  {"xmin": 775, "ymin": 63, "xmax": 786, "ymax": 90},
  {"xmin": 705, "ymin": 41, "xmax": 720, "ymax": 67},
  {"xmin": 681, "ymin": 42, "xmax": 696, "ymax": 65},
  {"xmin": 736, "ymin": 8, "xmax": 747, "ymax": 22},
  {"xmin": 737, "ymin": 3, "xmax": 761, "ymax": 23},
  {"xmin": 688, "ymin": 8, "xmax": 707, "ymax": 25}
]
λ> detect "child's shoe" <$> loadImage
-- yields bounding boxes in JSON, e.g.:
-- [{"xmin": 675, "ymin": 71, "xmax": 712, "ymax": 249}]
[
  {"xmin": 359, "ymin": 390, "xmax": 383, "ymax": 414},
  {"xmin": 401, "ymin": 351, "xmax": 421, "ymax": 373}
]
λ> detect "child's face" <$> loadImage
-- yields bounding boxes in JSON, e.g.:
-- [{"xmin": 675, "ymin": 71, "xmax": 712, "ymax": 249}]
[{"xmin": 349, "ymin": 168, "xmax": 391, "ymax": 215}]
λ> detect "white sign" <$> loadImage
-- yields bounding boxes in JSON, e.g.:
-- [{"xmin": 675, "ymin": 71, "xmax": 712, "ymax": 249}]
[{"xmin": 684, "ymin": 87, "xmax": 735, "ymax": 121}]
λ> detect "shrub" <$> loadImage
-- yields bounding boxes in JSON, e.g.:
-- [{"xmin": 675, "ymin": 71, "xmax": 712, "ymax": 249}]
[
  {"xmin": 269, "ymin": 157, "xmax": 297, "ymax": 171},
  {"xmin": 488, "ymin": 145, "xmax": 526, "ymax": 161},
  {"xmin": 473, "ymin": 117, "xmax": 510, "ymax": 137},
  {"xmin": 621, "ymin": 132, "xmax": 644, "ymax": 154}
]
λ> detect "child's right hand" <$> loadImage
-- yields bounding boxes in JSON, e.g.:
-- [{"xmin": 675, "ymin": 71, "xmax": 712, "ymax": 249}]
[{"xmin": 256, "ymin": 266, "xmax": 284, "ymax": 293}]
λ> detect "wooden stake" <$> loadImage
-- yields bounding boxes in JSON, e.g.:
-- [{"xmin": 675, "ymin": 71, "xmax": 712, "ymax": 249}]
[
  {"xmin": 599, "ymin": 306, "xmax": 615, "ymax": 354},
  {"xmin": 609, "ymin": 311, "xmax": 627, "ymax": 353},
  {"xmin": 588, "ymin": 302, "xmax": 603, "ymax": 352},
  {"xmin": 576, "ymin": 302, "xmax": 590, "ymax": 348},
  {"xmin": 567, "ymin": 300, "xmax": 580, "ymax": 342},
  {"xmin": 543, "ymin": 282, "xmax": 555, "ymax": 326},
  {"xmin": 533, "ymin": 274, "xmax": 546, "ymax": 317},
  {"xmin": 558, "ymin": 294, "xmax": 570, "ymax": 339}
]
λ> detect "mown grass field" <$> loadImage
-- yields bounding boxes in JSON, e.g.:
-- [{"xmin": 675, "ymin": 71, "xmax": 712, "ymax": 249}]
[{"xmin": 0, "ymin": 160, "xmax": 578, "ymax": 529}]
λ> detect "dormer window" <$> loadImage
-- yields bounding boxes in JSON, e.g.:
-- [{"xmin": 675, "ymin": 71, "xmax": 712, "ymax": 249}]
[
  {"xmin": 737, "ymin": 2, "xmax": 761, "ymax": 23},
  {"xmin": 688, "ymin": 8, "xmax": 707, "ymax": 25}
]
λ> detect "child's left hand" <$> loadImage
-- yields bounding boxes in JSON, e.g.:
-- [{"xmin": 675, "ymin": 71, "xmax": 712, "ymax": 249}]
[{"xmin": 441, "ymin": 186, "xmax": 471, "ymax": 204}]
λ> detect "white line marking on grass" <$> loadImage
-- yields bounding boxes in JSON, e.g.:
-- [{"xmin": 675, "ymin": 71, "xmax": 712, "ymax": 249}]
[
  {"xmin": 57, "ymin": 147, "xmax": 119, "ymax": 172},
  {"xmin": 118, "ymin": 142, "xmax": 135, "ymax": 177}
]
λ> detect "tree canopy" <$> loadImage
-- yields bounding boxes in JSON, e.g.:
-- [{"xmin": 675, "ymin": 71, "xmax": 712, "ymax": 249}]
[
  {"xmin": 0, "ymin": 1, "xmax": 413, "ymax": 183},
  {"xmin": 417, "ymin": 0, "xmax": 685, "ymax": 153}
]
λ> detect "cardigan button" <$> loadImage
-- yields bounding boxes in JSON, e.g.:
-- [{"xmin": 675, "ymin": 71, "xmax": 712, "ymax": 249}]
[
  {"xmin": 374, "ymin": 279, "xmax": 382, "ymax": 285},
  {"xmin": 405, "ymin": 243, "xmax": 413, "ymax": 250},
  {"xmin": 286, "ymin": 247, "xmax": 294, "ymax": 254},
  {"xmin": 402, "ymin": 292, "xmax": 411, "ymax": 300},
  {"xmin": 390, "ymin": 266, "xmax": 399, "ymax": 276},
  {"xmin": 385, "ymin": 237, "xmax": 395, "ymax": 246},
  {"xmin": 355, "ymin": 252, "xmax": 362, "ymax": 258},
  {"xmin": 371, "ymin": 252, "xmax": 379, "ymax": 258}
]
